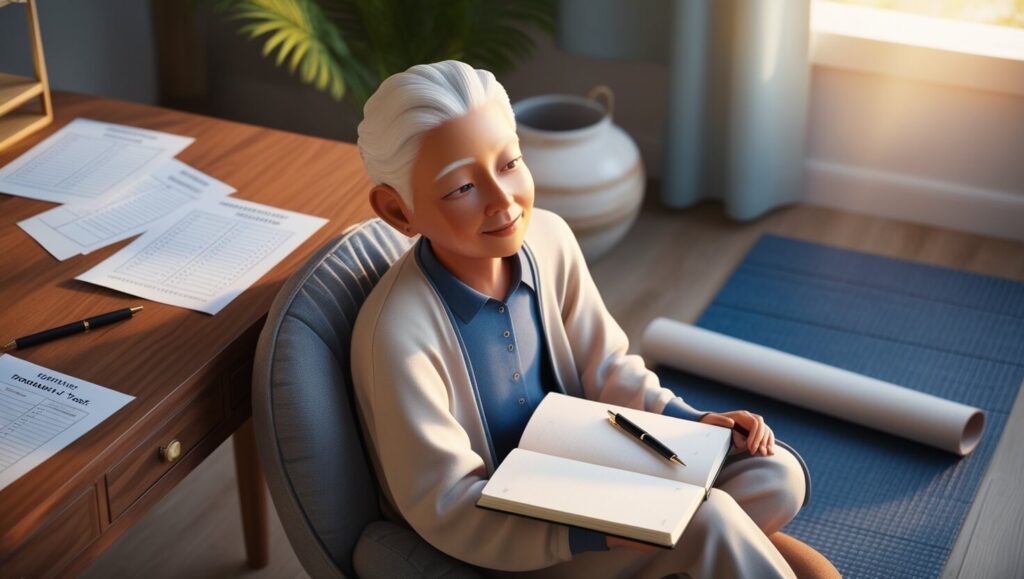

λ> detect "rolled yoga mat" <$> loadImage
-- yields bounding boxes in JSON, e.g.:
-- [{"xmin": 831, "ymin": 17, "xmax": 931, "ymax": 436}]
[{"xmin": 642, "ymin": 319, "xmax": 985, "ymax": 455}]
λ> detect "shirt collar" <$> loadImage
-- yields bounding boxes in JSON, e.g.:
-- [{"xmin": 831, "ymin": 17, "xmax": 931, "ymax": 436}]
[{"xmin": 417, "ymin": 238, "xmax": 535, "ymax": 324}]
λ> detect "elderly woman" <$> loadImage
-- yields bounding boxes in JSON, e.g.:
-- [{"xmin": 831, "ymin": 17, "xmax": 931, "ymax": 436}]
[{"xmin": 352, "ymin": 60, "xmax": 830, "ymax": 578}]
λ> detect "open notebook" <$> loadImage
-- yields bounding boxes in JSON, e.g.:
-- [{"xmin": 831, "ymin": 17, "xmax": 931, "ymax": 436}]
[{"xmin": 478, "ymin": 393, "xmax": 733, "ymax": 547}]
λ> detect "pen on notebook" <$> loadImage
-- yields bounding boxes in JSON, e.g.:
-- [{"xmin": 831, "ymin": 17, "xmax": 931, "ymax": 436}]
[
  {"xmin": 607, "ymin": 410, "xmax": 686, "ymax": 466},
  {"xmin": 3, "ymin": 306, "xmax": 144, "ymax": 351}
]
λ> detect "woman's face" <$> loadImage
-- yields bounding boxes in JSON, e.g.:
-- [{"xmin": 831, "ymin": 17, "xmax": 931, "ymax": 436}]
[{"xmin": 405, "ymin": 100, "xmax": 535, "ymax": 266}]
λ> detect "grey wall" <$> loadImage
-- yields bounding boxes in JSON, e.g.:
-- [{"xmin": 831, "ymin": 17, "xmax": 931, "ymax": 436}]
[{"xmin": 0, "ymin": 0, "xmax": 158, "ymax": 104}]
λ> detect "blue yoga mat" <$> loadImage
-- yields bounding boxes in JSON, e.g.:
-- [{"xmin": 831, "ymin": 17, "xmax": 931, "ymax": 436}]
[{"xmin": 657, "ymin": 235, "xmax": 1024, "ymax": 578}]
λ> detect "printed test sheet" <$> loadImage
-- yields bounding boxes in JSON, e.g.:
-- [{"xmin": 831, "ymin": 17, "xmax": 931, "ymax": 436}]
[
  {"xmin": 76, "ymin": 197, "xmax": 328, "ymax": 315},
  {"xmin": 0, "ymin": 354, "xmax": 134, "ymax": 492},
  {"xmin": 0, "ymin": 118, "xmax": 194, "ymax": 204},
  {"xmin": 18, "ymin": 159, "xmax": 236, "ymax": 260}
]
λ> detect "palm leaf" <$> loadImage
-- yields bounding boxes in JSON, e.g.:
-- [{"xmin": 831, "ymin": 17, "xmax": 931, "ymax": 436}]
[
  {"xmin": 224, "ymin": 0, "xmax": 353, "ymax": 100},
  {"xmin": 205, "ymin": 0, "xmax": 554, "ymax": 112}
]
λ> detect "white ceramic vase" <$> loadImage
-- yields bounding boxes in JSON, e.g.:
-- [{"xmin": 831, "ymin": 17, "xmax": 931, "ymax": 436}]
[{"xmin": 513, "ymin": 87, "xmax": 645, "ymax": 262}]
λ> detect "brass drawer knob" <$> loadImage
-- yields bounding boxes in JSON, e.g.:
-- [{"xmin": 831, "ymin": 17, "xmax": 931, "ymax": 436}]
[{"xmin": 159, "ymin": 439, "xmax": 182, "ymax": 463}]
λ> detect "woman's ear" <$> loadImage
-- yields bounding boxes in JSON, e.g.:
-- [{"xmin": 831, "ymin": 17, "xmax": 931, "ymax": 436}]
[{"xmin": 369, "ymin": 184, "xmax": 415, "ymax": 237}]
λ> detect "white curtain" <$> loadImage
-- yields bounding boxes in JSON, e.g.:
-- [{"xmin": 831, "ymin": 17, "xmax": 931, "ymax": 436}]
[{"xmin": 559, "ymin": 0, "xmax": 811, "ymax": 220}]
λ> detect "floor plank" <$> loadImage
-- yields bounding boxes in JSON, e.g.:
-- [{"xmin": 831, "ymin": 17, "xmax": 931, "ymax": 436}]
[{"xmin": 80, "ymin": 199, "xmax": 1024, "ymax": 578}]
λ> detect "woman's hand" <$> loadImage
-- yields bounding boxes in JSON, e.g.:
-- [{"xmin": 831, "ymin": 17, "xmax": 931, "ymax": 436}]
[{"xmin": 700, "ymin": 411, "xmax": 774, "ymax": 456}]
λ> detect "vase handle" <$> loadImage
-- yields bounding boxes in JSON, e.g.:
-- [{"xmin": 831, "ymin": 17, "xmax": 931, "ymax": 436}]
[{"xmin": 587, "ymin": 85, "xmax": 615, "ymax": 119}]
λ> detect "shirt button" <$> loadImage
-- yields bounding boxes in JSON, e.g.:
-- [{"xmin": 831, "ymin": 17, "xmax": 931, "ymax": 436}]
[
  {"xmin": 507, "ymin": 344, "xmax": 514, "ymax": 352},
  {"xmin": 503, "ymin": 330, "xmax": 510, "ymax": 338},
  {"xmin": 498, "ymin": 305, "xmax": 505, "ymax": 313},
  {"xmin": 518, "ymin": 398, "xmax": 526, "ymax": 405},
  {"xmin": 513, "ymin": 372, "xmax": 521, "ymax": 380}
]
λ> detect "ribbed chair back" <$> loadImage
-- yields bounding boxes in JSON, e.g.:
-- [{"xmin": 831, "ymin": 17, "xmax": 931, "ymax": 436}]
[{"xmin": 253, "ymin": 219, "xmax": 413, "ymax": 578}]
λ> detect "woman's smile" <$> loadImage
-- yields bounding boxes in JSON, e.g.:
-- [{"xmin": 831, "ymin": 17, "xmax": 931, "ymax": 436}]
[{"xmin": 483, "ymin": 212, "xmax": 522, "ymax": 236}]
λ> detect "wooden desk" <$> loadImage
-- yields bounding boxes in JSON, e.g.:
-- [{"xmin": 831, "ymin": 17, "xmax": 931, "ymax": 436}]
[{"xmin": 0, "ymin": 93, "xmax": 373, "ymax": 578}]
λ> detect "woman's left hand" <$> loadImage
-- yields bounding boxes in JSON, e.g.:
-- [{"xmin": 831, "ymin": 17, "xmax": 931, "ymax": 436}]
[{"xmin": 700, "ymin": 411, "xmax": 774, "ymax": 456}]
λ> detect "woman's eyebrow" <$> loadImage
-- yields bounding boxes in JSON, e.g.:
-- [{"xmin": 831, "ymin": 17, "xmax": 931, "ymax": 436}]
[
  {"xmin": 432, "ymin": 138, "xmax": 520, "ymax": 182},
  {"xmin": 434, "ymin": 158, "xmax": 474, "ymax": 182}
]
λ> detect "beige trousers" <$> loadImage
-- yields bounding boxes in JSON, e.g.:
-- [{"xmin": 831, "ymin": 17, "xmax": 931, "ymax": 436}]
[{"xmin": 490, "ymin": 446, "xmax": 806, "ymax": 579}]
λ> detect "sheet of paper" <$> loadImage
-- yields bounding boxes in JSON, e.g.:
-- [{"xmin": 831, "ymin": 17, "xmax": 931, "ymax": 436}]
[
  {"xmin": 17, "ymin": 159, "xmax": 235, "ymax": 260},
  {"xmin": 0, "ymin": 354, "xmax": 134, "ymax": 492},
  {"xmin": 76, "ymin": 197, "xmax": 328, "ymax": 315},
  {"xmin": 0, "ymin": 118, "xmax": 194, "ymax": 204}
]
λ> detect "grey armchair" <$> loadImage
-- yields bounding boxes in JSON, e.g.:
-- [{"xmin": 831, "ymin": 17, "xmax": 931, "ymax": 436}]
[{"xmin": 252, "ymin": 218, "xmax": 482, "ymax": 578}]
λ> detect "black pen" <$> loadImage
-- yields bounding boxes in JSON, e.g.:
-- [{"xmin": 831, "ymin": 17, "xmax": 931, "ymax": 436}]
[
  {"xmin": 3, "ymin": 306, "xmax": 144, "ymax": 350},
  {"xmin": 607, "ymin": 410, "xmax": 686, "ymax": 466}
]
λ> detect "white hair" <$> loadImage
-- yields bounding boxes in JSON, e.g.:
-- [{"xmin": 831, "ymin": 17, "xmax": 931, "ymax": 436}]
[{"xmin": 356, "ymin": 60, "xmax": 516, "ymax": 211}]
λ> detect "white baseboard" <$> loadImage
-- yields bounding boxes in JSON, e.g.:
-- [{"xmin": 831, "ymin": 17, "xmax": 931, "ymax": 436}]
[{"xmin": 804, "ymin": 159, "xmax": 1024, "ymax": 242}]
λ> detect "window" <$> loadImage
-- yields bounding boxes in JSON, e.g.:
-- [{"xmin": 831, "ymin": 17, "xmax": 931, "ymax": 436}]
[
  {"xmin": 828, "ymin": 0, "xmax": 1024, "ymax": 30},
  {"xmin": 811, "ymin": 1, "xmax": 1024, "ymax": 95}
]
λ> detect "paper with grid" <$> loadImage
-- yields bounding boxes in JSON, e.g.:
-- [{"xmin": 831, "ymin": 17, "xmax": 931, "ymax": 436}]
[
  {"xmin": 17, "ymin": 159, "xmax": 235, "ymax": 260},
  {"xmin": 0, "ymin": 118, "xmax": 193, "ymax": 204},
  {"xmin": 76, "ymin": 197, "xmax": 327, "ymax": 315},
  {"xmin": 0, "ymin": 354, "xmax": 133, "ymax": 492}
]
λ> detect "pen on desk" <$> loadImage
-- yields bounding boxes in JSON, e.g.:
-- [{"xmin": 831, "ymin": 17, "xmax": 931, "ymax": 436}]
[
  {"xmin": 607, "ymin": 410, "xmax": 686, "ymax": 466},
  {"xmin": 3, "ymin": 306, "xmax": 144, "ymax": 351}
]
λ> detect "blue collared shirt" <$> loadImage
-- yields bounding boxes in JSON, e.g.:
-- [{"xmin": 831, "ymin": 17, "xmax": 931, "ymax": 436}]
[{"xmin": 418, "ymin": 239, "xmax": 554, "ymax": 465}]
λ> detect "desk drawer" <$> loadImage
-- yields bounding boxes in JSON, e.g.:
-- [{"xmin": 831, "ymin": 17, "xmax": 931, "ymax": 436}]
[
  {"xmin": 105, "ymin": 387, "xmax": 224, "ymax": 520},
  {"xmin": 3, "ymin": 486, "xmax": 99, "ymax": 579}
]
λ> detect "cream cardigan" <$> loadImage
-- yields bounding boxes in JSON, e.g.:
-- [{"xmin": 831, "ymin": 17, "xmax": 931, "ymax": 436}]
[{"xmin": 352, "ymin": 209, "xmax": 699, "ymax": 571}]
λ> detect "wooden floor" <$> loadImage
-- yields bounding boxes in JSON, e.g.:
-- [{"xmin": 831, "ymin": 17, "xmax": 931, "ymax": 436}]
[{"xmin": 80, "ymin": 200, "xmax": 1024, "ymax": 578}]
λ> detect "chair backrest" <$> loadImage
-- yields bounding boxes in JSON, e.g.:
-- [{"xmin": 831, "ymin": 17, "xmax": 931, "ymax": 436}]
[{"xmin": 253, "ymin": 218, "xmax": 414, "ymax": 578}]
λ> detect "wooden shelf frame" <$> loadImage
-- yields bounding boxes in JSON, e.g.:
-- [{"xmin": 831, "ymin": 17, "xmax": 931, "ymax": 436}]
[{"xmin": 0, "ymin": 0, "xmax": 52, "ymax": 152}]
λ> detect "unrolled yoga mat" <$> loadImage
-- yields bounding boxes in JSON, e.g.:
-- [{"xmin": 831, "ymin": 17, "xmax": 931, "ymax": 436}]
[{"xmin": 649, "ymin": 235, "xmax": 1024, "ymax": 578}]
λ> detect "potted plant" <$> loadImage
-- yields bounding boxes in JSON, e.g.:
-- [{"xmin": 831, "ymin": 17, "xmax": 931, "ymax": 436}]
[{"xmin": 209, "ymin": 0, "xmax": 555, "ymax": 113}]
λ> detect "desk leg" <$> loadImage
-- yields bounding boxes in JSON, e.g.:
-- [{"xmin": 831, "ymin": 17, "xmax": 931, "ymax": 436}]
[{"xmin": 233, "ymin": 418, "xmax": 270, "ymax": 569}]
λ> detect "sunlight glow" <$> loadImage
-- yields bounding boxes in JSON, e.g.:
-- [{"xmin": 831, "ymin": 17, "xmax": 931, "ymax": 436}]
[{"xmin": 813, "ymin": 1, "xmax": 1024, "ymax": 61}]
